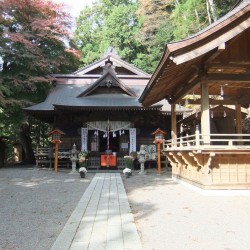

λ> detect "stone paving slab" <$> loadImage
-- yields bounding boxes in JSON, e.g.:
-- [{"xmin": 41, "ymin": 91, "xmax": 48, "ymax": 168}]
[{"xmin": 51, "ymin": 173, "xmax": 142, "ymax": 250}]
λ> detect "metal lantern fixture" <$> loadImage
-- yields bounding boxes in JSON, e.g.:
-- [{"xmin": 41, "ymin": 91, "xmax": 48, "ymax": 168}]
[
  {"xmin": 152, "ymin": 128, "xmax": 166, "ymax": 174},
  {"xmin": 49, "ymin": 129, "xmax": 65, "ymax": 174},
  {"xmin": 152, "ymin": 128, "xmax": 166, "ymax": 143},
  {"xmin": 49, "ymin": 129, "xmax": 64, "ymax": 143}
]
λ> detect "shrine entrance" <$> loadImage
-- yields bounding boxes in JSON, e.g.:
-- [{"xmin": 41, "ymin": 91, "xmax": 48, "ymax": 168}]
[
  {"xmin": 99, "ymin": 135, "xmax": 119, "ymax": 153},
  {"xmin": 82, "ymin": 121, "xmax": 136, "ymax": 169}
]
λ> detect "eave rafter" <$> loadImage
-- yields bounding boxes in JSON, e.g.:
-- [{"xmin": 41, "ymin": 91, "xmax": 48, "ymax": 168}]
[{"xmin": 171, "ymin": 74, "xmax": 201, "ymax": 104}]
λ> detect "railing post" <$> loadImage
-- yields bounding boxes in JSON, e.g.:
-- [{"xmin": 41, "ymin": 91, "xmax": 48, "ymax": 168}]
[
  {"xmin": 195, "ymin": 125, "xmax": 200, "ymax": 147},
  {"xmin": 180, "ymin": 136, "xmax": 183, "ymax": 147},
  {"xmin": 162, "ymin": 139, "xmax": 166, "ymax": 150}
]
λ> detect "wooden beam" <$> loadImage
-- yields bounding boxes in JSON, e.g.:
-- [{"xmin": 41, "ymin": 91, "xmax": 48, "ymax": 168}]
[
  {"xmin": 205, "ymin": 44, "xmax": 225, "ymax": 66},
  {"xmin": 208, "ymin": 73, "xmax": 250, "ymax": 82},
  {"xmin": 172, "ymin": 75, "xmax": 201, "ymax": 103},
  {"xmin": 180, "ymin": 99, "xmax": 237, "ymax": 105}
]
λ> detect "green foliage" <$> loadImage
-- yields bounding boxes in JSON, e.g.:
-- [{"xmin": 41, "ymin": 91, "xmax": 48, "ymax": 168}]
[
  {"xmin": 215, "ymin": 0, "xmax": 238, "ymax": 17},
  {"xmin": 170, "ymin": 0, "xmax": 238, "ymax": 41},
  {"xmin": 171, "ymin": 0, "xmax": 207, "ymax": 40},
  {"xmin": 135, "ymin": 0, "xmax": 240, "ymax": 79},
  {"xmin": 124, "ymin": 155, "xmax": 133, "ymax": 168},
  {"xmin": 74, "ymin": 0, "xmax": 145, "ymax": 67},
  {"xmin": 0, "ymin": 0, "xmax": 80, "ymax": 163},
  {"xmin": 0, "ymin": 0, "xmax": 80, "ymax": 107},
  {"xmin": 74, "ymin": 0, "xmax": 239, "ymax": 73}
]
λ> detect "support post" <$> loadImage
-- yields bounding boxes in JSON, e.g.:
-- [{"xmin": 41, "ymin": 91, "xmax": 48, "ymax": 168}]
[
  {"xmin": 157, "ymin": 142, "xmax": 161, "ymax": 175},
  {"xmin": 195, "ymin": 125, "xmax": 200, "ymax": 147},
  {"xmin": 236, "ymin": 103, "xmax": 242, "ymax": 134},
  {"xmin": 236, "ymin": 103, "xmax": 242, "ymax": 145},
  {"xmin": 54, "ymin": 142, "xmax": 59, "ymax": 175},
  {"xmin": 200, "ymin": 79, "xmax": 210, "ymax": 145},
  {"xmin": 171, "ymin": 104, "xmax": 177, "ymax": 146}
]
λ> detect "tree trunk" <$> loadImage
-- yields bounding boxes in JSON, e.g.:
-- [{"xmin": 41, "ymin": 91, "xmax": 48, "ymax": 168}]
[
  {"xmin": 0, "ymin": 139, "xmax": 6, "ymax": 168},
  {"xmin": 207, "ymin": 0, "xmax": 217, "ymax": 22},
  {"xmin": 19, "ymin": 122, "xmax": 35, "ymax": 164},
  {"xmin": 195, "ymin": 9, "xmax": 201, "ymax": 31},
  {"xmin": 206, "ymin": 0, "xmax": 212, "ymax": 24}
]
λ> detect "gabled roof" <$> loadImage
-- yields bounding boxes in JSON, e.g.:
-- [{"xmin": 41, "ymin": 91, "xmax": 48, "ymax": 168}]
[
  {"xmin": 73, "ymin": 48, "xmax": 150, "ymax": 77},
  {"xmin": 25, "ymin": 48, "xmax": 175, "ymax": 116},
  {"xmin": 77, "ymin": 68, "xmax": 137, "ymax": 97},
  {"xmin": 24, "ymin": 46, "xmax": 188, "ymax": 122},
  {"xmin": 140, "ymin": 1, "xmax": 250, "ymax": 107}
]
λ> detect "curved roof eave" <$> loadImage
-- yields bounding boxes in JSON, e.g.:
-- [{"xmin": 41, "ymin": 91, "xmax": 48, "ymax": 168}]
[
  {"xmin": 140, "ymin": 1, "xmax": 250, "ymax": 106},
  {"xmin": 53, "ymin": 104, "xmax": 163, "ymax": 111}
]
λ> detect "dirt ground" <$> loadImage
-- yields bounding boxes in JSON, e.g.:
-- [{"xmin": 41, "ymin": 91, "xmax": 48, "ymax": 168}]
[{"xmin": 123, "ymin": 168, "xmax": 250, "ymax": 250}]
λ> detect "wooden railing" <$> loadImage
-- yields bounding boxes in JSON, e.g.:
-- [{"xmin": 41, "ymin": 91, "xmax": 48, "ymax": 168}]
[
  {"xmin": 35, "ymin": 148, "xmax": 127, "ymax": 169},
  {"xmin": 35, "ymin": 147, "xmax": 71, "ymax": 167},
  {"xmin": 163, "ymin": 133, "xmax": 250, "ymax": 151}
]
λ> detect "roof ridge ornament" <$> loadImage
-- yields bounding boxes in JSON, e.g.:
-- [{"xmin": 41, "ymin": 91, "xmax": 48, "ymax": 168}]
[
  {"xmin": 102, "ymin": 47, "xmax": 120, "ymax": 59},
  {"xmin": 102, "ymin": 58, "xmax": 116, "ymax": 74}
]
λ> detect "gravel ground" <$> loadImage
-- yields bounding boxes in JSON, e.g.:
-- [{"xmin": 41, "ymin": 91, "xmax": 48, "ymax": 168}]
[
  {"xmin": 0, "ymin": 166, "xmax": 94, "ymax": 250},
  {"xmin": 123, "ymin": 168, "xmax": 250, "ymax": 250},
  {"xmin": 2, "ymin": 166, "xmax": 250, "ymax": 250}
]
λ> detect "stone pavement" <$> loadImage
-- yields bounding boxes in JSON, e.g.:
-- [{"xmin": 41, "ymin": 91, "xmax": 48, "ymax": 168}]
[{"xmin": 51, "ymin": 173, "xmax": 142, "ymax": 250}]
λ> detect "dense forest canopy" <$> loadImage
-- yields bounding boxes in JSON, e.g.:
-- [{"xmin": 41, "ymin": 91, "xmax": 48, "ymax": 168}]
[
  {"xmin": 74, "ymin": 0, "xmax": 238, "ymax": 73},
  {"xmin": 0, "ymin": 0, "xmax": 240, "ymax": 164}
]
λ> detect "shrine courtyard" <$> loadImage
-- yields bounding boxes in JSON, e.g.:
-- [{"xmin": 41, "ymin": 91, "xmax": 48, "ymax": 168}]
[{"xmin": 1, "ymin": 166, "xmax": 250, "ymax": 250}]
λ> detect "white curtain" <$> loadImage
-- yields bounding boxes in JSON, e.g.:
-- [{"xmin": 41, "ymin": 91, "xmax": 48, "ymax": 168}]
[{"xmin": 129, "ymin": 128, "xmax": 136, "ymax": 153}]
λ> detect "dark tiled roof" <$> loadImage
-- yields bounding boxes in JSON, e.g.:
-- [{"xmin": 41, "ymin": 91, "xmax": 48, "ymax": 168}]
[
  {"xmin": 24, "ymin": 49, "xmax": 174, "ymax": 113},
  {"xmin": 24, "ymin": 84, "xmax": 161, "ymax": 111}
]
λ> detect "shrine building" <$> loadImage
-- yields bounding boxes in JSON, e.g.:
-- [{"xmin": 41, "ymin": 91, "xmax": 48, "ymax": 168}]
[{"xmin": 24, "ymin": 48, "xmax": 184, "ymax": 169}]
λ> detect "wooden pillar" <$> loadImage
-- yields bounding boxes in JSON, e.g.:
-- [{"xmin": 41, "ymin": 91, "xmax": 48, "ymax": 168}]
[
  {"xmin": 157, "ymin": 142, "xmax": 161, "ymax": 175},
  {"xmin": 171, "ymin": 103, "xmax": 177, "ymax": 139},
  {"xmin": 236, "ymin": 103, "xmax": 243, "ymax": 145},
  {"xmin": 236, "ymin": 103, "xmax": 242, "ymax": 134},
  {"xmin": 54, "ymin": 142, "xmax": 59, "ymax": 175},
  {"xmin": 200, "ymin": 79, "xmax": 210, "ymax": 144}
]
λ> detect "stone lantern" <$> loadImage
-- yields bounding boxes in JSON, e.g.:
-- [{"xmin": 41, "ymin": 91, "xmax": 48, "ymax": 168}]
[
  {"xmin": 70, "ymin": 144, "xmax": 78, "ymax": 174},
  {"xmin": 137, "ymin": 145, "xmax": 147, "ymax": 174}
]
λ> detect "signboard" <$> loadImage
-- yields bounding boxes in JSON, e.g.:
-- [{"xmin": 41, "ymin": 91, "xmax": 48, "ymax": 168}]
[{"xmin": 81, "ymin": 128, "xmax": 88, "ymax": 152}]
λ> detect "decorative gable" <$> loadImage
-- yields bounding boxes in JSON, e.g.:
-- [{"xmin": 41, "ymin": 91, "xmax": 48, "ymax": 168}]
[
  {"xmin": 73, "ymin": 47, "xmax": 150, "ymax": 77},
  {"xmin": 77, "ymin": 62, "xmax": 137, "ymax": 97}
]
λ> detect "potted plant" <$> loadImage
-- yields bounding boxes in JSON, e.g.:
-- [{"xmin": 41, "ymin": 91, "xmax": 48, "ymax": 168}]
[
  {"xmin": 123, "ymin": 167, "xmax": 132, "ymax": 178},
  {"xmin": 124, "ymin": 155, "xmax": 133, "ymax": 169},
  {"xmin": 78, "ymin": 152, "xmax": 87, "ymax": 178},
  {"xmin": 79, "ymin": 167, "xmax": 87, "ymax": 178}
]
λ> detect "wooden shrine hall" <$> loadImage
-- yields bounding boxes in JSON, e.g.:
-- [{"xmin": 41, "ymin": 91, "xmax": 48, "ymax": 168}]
[
  {"xmin": 25, "ymin": 48, "xmax": 184, "ymax": 169},
  {"xmin": 140, "ymin": 1, "xmax": 250, "ymax": 189}
]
